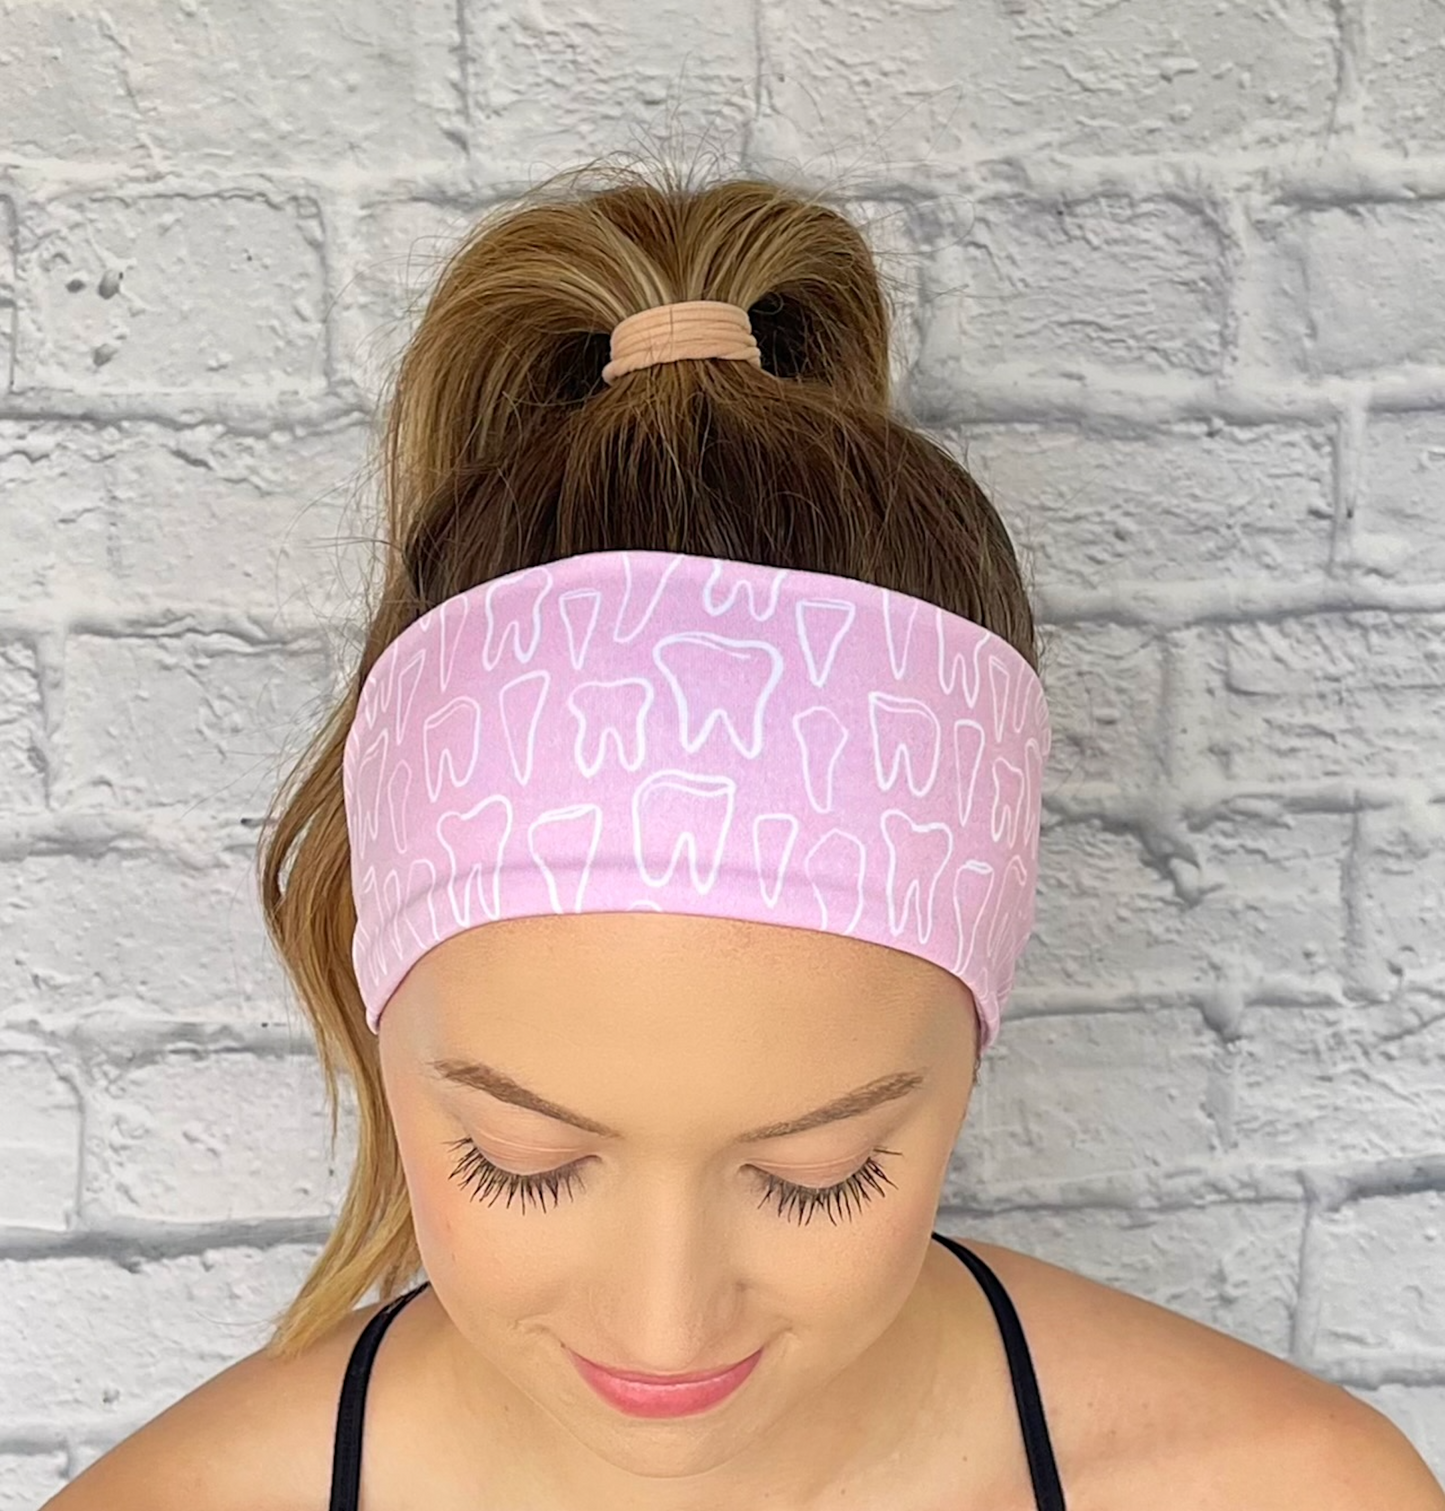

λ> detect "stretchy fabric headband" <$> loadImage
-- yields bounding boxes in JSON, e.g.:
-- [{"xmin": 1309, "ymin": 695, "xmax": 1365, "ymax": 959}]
[{"xmin": 342, "ymin": 304, "xmax": 1051, "ymax": 1056}]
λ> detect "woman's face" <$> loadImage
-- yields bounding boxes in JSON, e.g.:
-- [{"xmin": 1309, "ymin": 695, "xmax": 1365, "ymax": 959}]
[{"xmin": 378, "ymin": 912, "xmax": 978, "ymax": 1504}]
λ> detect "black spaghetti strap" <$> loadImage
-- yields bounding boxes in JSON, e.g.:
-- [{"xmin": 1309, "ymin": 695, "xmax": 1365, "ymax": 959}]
[
  {"xmin": 931, "ymin": 1232, "xmax": 1068, "ymax": 1511},
  {"xmin": 328, "ymin": 1281, "xmax": 430, "ymax": 1511}
]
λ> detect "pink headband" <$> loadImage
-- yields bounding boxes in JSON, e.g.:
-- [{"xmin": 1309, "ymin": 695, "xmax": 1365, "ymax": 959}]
[{"xmin": 343, "ymin": 548, "xmax": 1051, "ymax": 1054}]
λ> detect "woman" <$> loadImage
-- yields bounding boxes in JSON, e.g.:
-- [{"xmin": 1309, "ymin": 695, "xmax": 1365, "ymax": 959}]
[{"xmin": 46, "ymin": 157, "xmax": 1442, "ymax": 1511}]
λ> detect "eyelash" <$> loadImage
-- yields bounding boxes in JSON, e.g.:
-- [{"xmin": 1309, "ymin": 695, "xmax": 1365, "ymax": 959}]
[{"xmin": 444, "ymin": 1137, "xmax": 901, "ymax": 1226}]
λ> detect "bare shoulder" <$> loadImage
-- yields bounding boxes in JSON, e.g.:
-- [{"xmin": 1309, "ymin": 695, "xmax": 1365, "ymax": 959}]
[
  {"xmin": 964, "ymin": 1239, "xmax": 1445, "ymax": 1510},
  {"xmin": 40, "ymin": 1297, "xmax": 389, "ymax": 1511}
]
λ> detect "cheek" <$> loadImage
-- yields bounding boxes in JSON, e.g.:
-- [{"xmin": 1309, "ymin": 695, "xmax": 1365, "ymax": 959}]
[
  {"xmin": 386, "ymin": 1089, "xmax": 471, "ymax": 1272},
  {"xmin": 390, "ymin": 1104, "xmax": 560, "ymax": 1320},
  {"xmin": 405, "ymin": 1150, "xmax": 462, "ymax": 1266}
]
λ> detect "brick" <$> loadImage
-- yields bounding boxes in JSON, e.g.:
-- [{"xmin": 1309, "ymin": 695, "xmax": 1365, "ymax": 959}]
[
  {"xmin": 1356, "ymin": 809, "xmax": 1445, "ymax": 995},
  {"xmin": 0, "ymin": 1054, "xmax": 81, "ymax": 1231},
  {"xmin": 0, "ymin": 421, "xmax": 113, "ymax": 609},
  {"xmin": 473, "ymin": 2, "xmax": 755, "ymax": 159},
  {"xmin": 0, "ymin": 1, "xmax": 460, "ymax": 171},
  {"xmin": 0, "ymin": 1246, "xmax": 320, "ymax": 1430},
  {"xmin": 103, "ymin": 421, "xmax": 373, "ymax": 625},
  {"xmin": 57, "ymin": 632, "xmax": 330, "ymax": 812},
  {"xmin": 1308, "ymin": 1193, "xmax": 1445, "ymax": 1361},
  {"xmin": 0, "ymin": 640, "xmax": 44, "ymax": 812},
  {"xmin": 1202, "ymin": 613, "xmax": 1445, "ymax": 784},
  {"xmin": 1355, "ymin": 410, "xmax": 1445, "ymax": 585},
  {"xmin": 940, "ymin": 1199, "xmax": 1303, "ymax": 1358},
  {"xmin": 1364, "ymin": 0, "xmax": 1445, "ymax": 152},
  {"xmin": 19, "ymin": 193, "xmax": 328, "ymax": 394},
  {"xmin": 960, "ymin": 1009, "xmax": 1218, "ymax": 1190},
  {"xmin": 1227, "ymin": 1003, "xmax": 1445, "ymax": 1166},
  {"xmin": 84, "ymin": 1049, "xmax": 352, "ymax": 1222},
  {"xmin": 0, "ymin": 848, "xmax": 298, "ymax": 1027},
  {"xmin": 762, "ymin": 0, "xmax": 1338, "ymax": 159},
  {"xmin": 920, "ymin": 196, "xmax": 1228, "ymax": 381},
  {"xmin": 955, "ymin": 421, "xmax": 1335, "ymax": 590},
  {"xmin": 337, "ymin": 199, "xmax": 481, "ymax": 395},
  {"xmin": 1026, "ymin": 810, "xmax": 1351, "ymax": 1003},
  {"xmin": 0, "ymin": 194, "xmax": 12, "ymax": 382},
  {"xmin": 1032, "ymin": 621, "xmax": 1163, "ymax": 792},
  {"xmin": 0, "ymin": 1451, "xmax": 68, "ymax": 1511},
  {"xmin": 1242, "ymin": 202, "xmax": 1445, "ymax": 376}
]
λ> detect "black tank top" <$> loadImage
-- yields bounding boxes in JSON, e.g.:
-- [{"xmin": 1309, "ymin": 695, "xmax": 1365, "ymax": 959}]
[{"xmin": 328, "ymin": 1231, "xmax": 1067, "ymax": 1510}]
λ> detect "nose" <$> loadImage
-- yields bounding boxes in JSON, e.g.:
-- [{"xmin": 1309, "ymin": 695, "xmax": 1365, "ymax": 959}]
[{"xmin": 579, "ymin": 1217, "xmax": 751, "ymax": 1377}]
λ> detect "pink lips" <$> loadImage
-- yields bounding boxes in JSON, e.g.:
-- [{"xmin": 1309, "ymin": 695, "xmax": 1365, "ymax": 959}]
[{"xmin": 569, "ymin": 1345, "xmax": 764, "ymax": 1418}]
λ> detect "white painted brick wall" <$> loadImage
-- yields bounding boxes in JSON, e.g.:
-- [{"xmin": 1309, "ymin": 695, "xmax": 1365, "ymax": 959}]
[{"xmin": 2, "ymin": 0, "xmax": 1443, "ymax": 1501}]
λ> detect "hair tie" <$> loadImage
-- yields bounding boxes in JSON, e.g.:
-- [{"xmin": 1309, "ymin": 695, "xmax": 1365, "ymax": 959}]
[{"xmin": 602, "ymin": 300, "xmax": 763, "ymax": 385}]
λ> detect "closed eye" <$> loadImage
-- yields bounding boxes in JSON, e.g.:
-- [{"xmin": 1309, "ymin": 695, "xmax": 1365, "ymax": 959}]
[{"xmin": 444, "ymin": 1138, "xmax": 902, "ymax": 1226}]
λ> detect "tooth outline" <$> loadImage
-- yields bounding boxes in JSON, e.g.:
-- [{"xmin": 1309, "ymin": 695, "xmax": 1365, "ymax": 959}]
[
  {"xmin": 653, "ymin": 632, "xmax": 785, "ymax": 759},
  {"xmin": 568, "ymin": 677, "xmax": 655, "ymax": 778},
  {"xmin": 436, "ymin": 794, "xmax": 513, "ymax": 929},
  {"xmin": 632, "ymin": 769, "xmax": 736, "ymax": 894}
]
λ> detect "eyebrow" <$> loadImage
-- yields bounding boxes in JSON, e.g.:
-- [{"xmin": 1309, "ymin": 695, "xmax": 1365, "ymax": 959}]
[{"xmin": 427, "ymin": 1059, "xmax": 926, "ymax": 1144}]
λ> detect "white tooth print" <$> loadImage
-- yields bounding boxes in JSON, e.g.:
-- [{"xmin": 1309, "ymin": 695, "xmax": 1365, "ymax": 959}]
[
  {"xmin": 952, "ymin": 720, "xmax": 986, "ymax": 829},
  {"xmin": 986, "ymin": 653, "xmax": 1014, "ymax": 743},
  {"xmin": 1023, "ymin": 735, "xmax": 1045, "ymax": 858},
  {"xmin": 1006, "ymin": 652, "xmax": 1032, "ymax": 738},
  {"xmin": 702, "ymin": 558, "xmax": 787, "ymax": 621},
  {"xmin": 382, "ymin": 867, "xmax": 406, "ymax": 974},
  {"xmin": 793, "ymin": 705, "xmax": 848, "ymax": 814},
  {"xmin": 437, "ymin": 795, "xmax": 512, "ymax": 929},
  {"xmin": 654, "ymin": 633, "xmax": 784, "ymax": 758},
  {"xmin": 352, "ymin": 922, "xmax": 369, "ymax": 995},
  {"xmin": 483, "ymin": 565, "xmax": 550, "ymax": 670},
  {"xmin": 882, "ymin": 588, "xmax": 925, "ymax": 681},
  {"xmin": 803, "ymin": 828, "xmax": 868, "ymax": 936},
  {"xmin": 359, "ymin": 647, "xmax": 394, "ymax": 731},
  {"xmin": 569, "ymin": 679, "xmax": 655, "ymax": 777},
  {"xmin": 386, "ymin": 758, "xmax": 412, "ymax": 856},
  {"xmin": 882, "ymin": 809, "xmax": 954, "ymax": 944},
  {"xmin": 498, "ymin": 670, "xmax": 550, "ymax": 786},
  {"xmin": 354, "ymin": 862, "xmax": 380, "ymax": 950},
  {"xmin": 352, "ymin": 729, "xmax": 389, "ymax": 858},
  {"xmin": 351, "ymin": 916, "xmax": 372, "ymax": 996},
  {"xmin": 529, "ymin": 805, "xmax": 605, "ymax": 912},
  {"xmin": 990, "ymin": 753, "xmax": 1026, "ymax": 848},
  {"xmin": 393, "ymin": 646, "xmax": 428, "ymax": 744},
  {"xmin": 355, "ymin": 865, "xmax": 395, "ymax": 1000},
  {"xmin": 956, "ymin": 851, "xmax": 1030, "ymax": 1020},
  {"xmin": 559, "ymin": 588, "xmax": 603, "ymax": 670},
  {"xmin": 403, "ymin": 855, "xmax": 442, "ymax": 953},
  {"xmin": 951, "ymin": 859, "xmax": 999, "ymax": 979},
  {"xmin": 984, "ymin": 855, "xmax": 1031, "ymax": 966},
  {"xmin": 438, "ymin": 592, "xmax": 470, "ymax": 691},
  {"xmin": 795, "ymin": 597, "xmax": 855, "ymax": 687},
  {"xmin": 614, "ymin": 552, "xmax": 686, "ymax": 644},
  {"xmin": 753, "ymin": 813, "xmax": 801, "ymax": 908},
  {"xmin": 869, "ymin": 693, "xmax": 942, "ymax": 798},
  {"xmin": 936, "ymin": 611, "xmax": 988, "ymax": 707},
  {"xmin": 423, "ymin": 697, "xmax": 481, "ymax": 802},
  {"xmin": 633, "ymin": 771, "xmax": 736, "ymax": 893}
]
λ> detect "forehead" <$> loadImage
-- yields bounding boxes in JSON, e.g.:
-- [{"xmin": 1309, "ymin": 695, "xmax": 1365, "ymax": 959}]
[{"xmin": 398, "ymin": 912, "xmax": 967, "ymax": 1053}]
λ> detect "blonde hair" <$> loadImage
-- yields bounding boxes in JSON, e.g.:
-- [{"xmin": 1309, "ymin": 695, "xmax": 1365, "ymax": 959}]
[{"xmin": 255, "ymin": 149, "xmax": 1047, "ymax": 1358}]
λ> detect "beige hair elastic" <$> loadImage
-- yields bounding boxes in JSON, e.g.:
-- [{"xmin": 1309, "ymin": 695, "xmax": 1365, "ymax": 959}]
[{"xmin": 602, "ymin": 299, "xmax": 763, "ymax": 385}]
